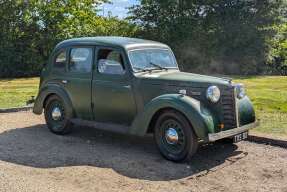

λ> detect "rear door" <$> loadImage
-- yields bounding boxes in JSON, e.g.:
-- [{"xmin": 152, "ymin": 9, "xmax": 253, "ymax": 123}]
[
  {"xmin": 63, "ymin": 46, "xmax": 94, "ymax": 120},
  {"xmin": 92, "ymin": 47, "xmax": 137, "ymax": 125}
]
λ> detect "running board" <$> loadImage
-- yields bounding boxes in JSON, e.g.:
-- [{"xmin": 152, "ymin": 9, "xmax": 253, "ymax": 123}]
[{"xmin": 70, "ymin": 119, "xmax": 130, "ymax": 134}]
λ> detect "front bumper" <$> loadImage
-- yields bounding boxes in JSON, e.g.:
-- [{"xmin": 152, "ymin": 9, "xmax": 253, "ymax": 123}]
[{"xmin": 208, "ymin": 121, "xmax": 259, "ymax": 142}]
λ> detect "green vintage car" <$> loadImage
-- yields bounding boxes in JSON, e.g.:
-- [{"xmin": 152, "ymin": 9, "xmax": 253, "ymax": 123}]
[{"xmin": 33, "ymin": 37, "xmax": 258, "ymax": 162}]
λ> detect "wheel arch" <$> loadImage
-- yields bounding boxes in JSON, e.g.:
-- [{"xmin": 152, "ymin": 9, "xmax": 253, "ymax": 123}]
[
  {"xmin": 129, "ymin": 94, "xmax": 215, "ymax": 140},
  {"xmin": 147, "ymin": 107, "xmax": 170, "ymax": 134},
  {"xmin": 33, "ymin": 83, "xmax": 74, "ymax": 116},
  {"xmin": 147, "ymin": 107, "xmax": 193, "ymax": 134},
  {"xmin": 43, "ymin": 93, "xmax": 57, "ymax": 108}
]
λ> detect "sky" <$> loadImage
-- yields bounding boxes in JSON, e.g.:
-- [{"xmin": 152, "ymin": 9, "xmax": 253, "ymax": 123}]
[{"xmin": 99, "ymin": 0, "xmax": 139, "ymax": 19}]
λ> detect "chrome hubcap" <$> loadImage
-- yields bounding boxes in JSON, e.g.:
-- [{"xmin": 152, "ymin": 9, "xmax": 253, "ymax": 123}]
[
  {"xmin": 51, "ymin": 107, "xmax": 62, "ymax": 121},
  {"xmin": 165, "ymin": 128, "xmax": 179, "ymax": 145}
]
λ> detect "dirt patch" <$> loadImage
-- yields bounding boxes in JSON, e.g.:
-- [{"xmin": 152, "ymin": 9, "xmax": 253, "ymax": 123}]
[{"xmin": 0, "ymin": 111, "xmax": 286, "ymax": 192}]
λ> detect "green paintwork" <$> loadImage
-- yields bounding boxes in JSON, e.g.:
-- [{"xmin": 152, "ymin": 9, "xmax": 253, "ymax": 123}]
[
  {"xmin": 129, "ymin": 94, "xmax": 214, "ymax": 139},
  {"xmin": 33, "ymin": 36, "xmax": 257, "ymax": 141},
  {"xmin": 238, "ymin": 97, "xmax": 256, "ymax": 126},
  {"xmin": 33, "ymin": 83, "xmax": 74, "ymax": 116},
  {"xmin": 135, "ymin": 71, "xmax": 231, "ymax": 86},
  {"xmin": 56, "ymin": 37, "xmax": 169, "ymax": 51}
]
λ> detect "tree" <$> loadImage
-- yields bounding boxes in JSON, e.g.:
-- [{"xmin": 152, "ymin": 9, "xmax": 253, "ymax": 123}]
[
  {"xmin": 0, "ymin": 0, "xmax": 137, "ymax": 77},
  {"xmin": 129, "ymin": 0, "xmax": 286, "ymax": 75},
  {"xmin": 267, "ymin": 23, "xmax": 287, "ymax": 75}
]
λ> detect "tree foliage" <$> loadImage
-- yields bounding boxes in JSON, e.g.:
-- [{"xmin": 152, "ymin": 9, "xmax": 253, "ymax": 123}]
[
  {"xmin": 0, "ymin": 0, "xmax": 137, "ymax": 77},
  {"xmin": 0, "ymin": 0, "xmax": 286, "ymax": 77},
  {"xmin": 267, "ymin": 23, "xmax": 287, "ymax": 75},
  {"xmin": 129, "ymin": 0, "xmax": 287, "ymax": 75}
]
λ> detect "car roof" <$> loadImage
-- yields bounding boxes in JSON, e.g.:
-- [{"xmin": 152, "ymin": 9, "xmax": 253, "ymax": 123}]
[{"xmin": 56, "ymin": 36, "xmax": 169, "ymax": 50}]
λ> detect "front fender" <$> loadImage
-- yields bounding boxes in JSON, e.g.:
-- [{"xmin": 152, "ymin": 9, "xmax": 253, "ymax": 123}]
[
  {"xmin": 33, "ymin": 83, "xmax": 73, "ymax": 115},
  {"xmin": 129, "ymin": 94, "xmax": 214, "ymax": 140}
]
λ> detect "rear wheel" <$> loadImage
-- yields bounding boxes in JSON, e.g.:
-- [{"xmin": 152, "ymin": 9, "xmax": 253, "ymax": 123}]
[
  {"xmin": 44, "ymin": 95, "xmax": 72, "ymax": 135},
  {"xmin": 154, "ymin": 109, "xmax": 198, "ymax": 162}
]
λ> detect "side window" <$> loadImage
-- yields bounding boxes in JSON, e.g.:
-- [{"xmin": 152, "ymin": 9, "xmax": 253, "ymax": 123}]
[
  {"xmin": 54, "ymin": 50, "xmax": 66, "ymax": 70},
  {"xmin": 69, "ymin": 48, "xmax": 93, "ymax": 73},
  {"xmin": 97, "ymin": 49, "xmax": 125, "ymax": 75}
]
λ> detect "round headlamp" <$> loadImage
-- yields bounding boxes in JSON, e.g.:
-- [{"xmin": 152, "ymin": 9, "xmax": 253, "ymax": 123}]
[
  {"xmin": 206, "ymin": 86, "xmax": 221, "ymax": 103},
  {"xmin": 235, "ymin": 84, "xmax": 246, "ymax": 99}
]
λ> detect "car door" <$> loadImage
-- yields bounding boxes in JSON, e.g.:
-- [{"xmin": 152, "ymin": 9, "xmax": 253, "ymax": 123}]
[
  {"xmin": 92, "ymin": 46, "xmax": 137, "ymax": 125},
  {"xmin": 63, "ymin": 46, "xmax": 94, "ymax": 120}
]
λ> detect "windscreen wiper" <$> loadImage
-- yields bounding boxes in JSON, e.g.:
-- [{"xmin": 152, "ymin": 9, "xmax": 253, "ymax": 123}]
[
  {"xmin": 133, "ymin": 67, "xmax": 152, "ymax": 72},
  {"xmin": 149, "ymin": 62, "xmax": 168, "ymax": 71}
]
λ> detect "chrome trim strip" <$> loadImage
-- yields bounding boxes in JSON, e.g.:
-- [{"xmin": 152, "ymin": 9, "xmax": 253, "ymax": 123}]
[{"xmin": 208, "ymin": 121, "xmax": 259, "ymax": 142}]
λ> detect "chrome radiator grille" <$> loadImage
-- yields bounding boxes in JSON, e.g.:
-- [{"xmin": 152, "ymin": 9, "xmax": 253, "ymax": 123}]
[{"xmin": 221, "ymin": 87, "xmax": 238, "ymax": 129}]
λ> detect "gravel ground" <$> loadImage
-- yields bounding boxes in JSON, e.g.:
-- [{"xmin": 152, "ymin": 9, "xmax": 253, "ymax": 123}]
[{"xmin": 0, "ymin": 111, "xmax": 286, "ymax": 192}]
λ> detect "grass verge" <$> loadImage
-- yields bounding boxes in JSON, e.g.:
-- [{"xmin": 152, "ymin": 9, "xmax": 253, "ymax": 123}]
[
  {"xmin": 234, "ymin": 76, "xmax": 287, "ymax": 139},
  {"xmin": 0, "ymin": 78, "xmax": 39, "ymax": 109}
]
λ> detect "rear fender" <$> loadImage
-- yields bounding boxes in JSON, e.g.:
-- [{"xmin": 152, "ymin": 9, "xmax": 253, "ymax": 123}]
[
  {"xmin": 33, "ymin": 83, "xmax": 73, "ymax": 116},
  {"xmin": 129, "ymin": 94, "xmax": 215, "ymax": 140}
]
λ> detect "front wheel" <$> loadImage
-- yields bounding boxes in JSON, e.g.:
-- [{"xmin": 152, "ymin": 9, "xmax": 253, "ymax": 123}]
[
  {"xmin": 44, "ymin": 95, "xmax": 72, "ymax": 135},
  {"xmin": 154, "ymin": 109, "xmax": 198, "ymax": 162}
]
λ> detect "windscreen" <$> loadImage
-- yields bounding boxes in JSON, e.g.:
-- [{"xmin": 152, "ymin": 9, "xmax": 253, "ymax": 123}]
[{"xmin": 129, "ymin": 49, "xmax": 178, "ymax": 72}]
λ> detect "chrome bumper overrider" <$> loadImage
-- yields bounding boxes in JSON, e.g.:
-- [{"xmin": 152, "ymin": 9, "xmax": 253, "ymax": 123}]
[{"xmin": 208, "ymin": 121, "xmax": 259, "ymax": 142}]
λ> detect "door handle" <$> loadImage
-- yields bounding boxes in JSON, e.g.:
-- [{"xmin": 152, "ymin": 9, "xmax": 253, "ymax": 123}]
[
  {"xmin": 62, "ymin": 80, "xmax": 68, "ymax": 84},
  {"xmin": 123, "ymin": 85, "xmax": 131, "ymax": 89}
]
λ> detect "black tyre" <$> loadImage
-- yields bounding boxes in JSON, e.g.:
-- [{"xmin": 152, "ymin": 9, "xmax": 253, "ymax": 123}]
[
  {"xmin": 44, "ymin": 95, "xmax": 73, "ymax": 135},
  {"xmin": 154, "ymin": 109, "xmax": 198, "ymax": 162}
]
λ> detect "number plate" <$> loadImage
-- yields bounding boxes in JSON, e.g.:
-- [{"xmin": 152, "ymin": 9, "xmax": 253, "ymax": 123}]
[{"xmin": 233, "ymin": 132, "xmax": 248, "ymax": 143}]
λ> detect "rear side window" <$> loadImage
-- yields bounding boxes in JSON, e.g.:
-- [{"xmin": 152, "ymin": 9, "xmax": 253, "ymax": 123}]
[
  {"xmin": 69, "ymin": 48, "xmax": 93, "ymax": 73},
  {"xmin": 97, "ymin": 49, "xmax": 125, "ymax": 75},
  {"xmin": 54, "ymin": 50, "xmax": 66, "ymax": 70}
]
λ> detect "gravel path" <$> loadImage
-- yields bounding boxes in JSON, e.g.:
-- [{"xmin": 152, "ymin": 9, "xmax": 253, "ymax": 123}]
[{"xmin": 0, "ymin": 111, "xmax": 286, "ymax": 192}]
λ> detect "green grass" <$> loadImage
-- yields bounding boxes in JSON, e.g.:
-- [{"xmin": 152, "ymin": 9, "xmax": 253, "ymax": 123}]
[
  {"xmin": 0, "ymin": 78, "xmax": 39, "ymax": 108},
  {"xmin": 234, "ymin": 76, "xmax": 287, "ymax": 139},
  {"xmin": 0, "ymin": 76, "xmax": 286, "ymax": 139}
]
